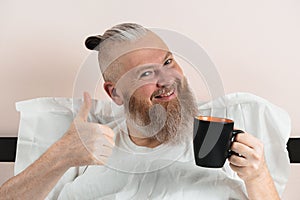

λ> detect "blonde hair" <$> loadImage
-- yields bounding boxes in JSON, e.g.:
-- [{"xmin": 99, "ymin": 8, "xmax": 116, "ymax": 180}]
[{"xmin": 85, "ymin": 23, "xmax": 149, "ymax": 83}]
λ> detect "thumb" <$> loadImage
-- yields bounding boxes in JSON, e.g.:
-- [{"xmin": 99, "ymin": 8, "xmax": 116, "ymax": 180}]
[{"xmin": 77, "ymin": 92, "xmax": 92, "ymax": 122}]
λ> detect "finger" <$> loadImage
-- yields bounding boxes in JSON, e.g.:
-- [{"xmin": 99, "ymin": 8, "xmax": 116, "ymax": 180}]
[
  {"xmin": 228, "ymin": 155, "xmax": 248, "ymax": 167},
  {"xmin": 95, "ymin": 136, "xmax": 115, "ymax": 148},
  {"xmin": 103, "ymin": 134, "xmax": 115, "ymax": 146},
  {"xmin": 77, "ymin": 92, "xmax": 92, "ymax": 121},
  {"xmin": 231, "ymin": 141, "xmax": 253, "ymax": 158},
  {"xmin": 93, "ymin": 137, "xmax": 114, "ymax": 147},
  {"xmin": 87, "ymin": 123, "xmax": 115, "ymax": 145},
  {"xmin": 97, "ymin": 124, "xmax": 115, "ymax": 145},
  {"xmin": 234, "ymin": 132, "xmax": 260, "ymax": 149},
  {"xmin": 93, "ymin": 148, "xmax": 113, "ymax": 165},
  {"xmin": 231, "ymin": 142, "xmax": 254, "ymax": 158},
  {"xmin": 99, "ymin": 145, "xmax": 114, "ymax": 155}
]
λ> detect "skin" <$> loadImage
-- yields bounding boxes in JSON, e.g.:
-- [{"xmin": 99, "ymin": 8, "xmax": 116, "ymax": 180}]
[
  {"xmin": 0, "ymin": 33, "xmax": 280, "ymax": 199},
  {"xmin": 229, "ymin": 132, "xmax": 280, "ymax": 199}
]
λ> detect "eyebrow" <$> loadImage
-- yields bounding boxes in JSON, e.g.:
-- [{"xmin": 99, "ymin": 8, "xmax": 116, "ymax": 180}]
[{"xmin": 163, "ymin": 51, "xmax": 172, "ymax": 62}]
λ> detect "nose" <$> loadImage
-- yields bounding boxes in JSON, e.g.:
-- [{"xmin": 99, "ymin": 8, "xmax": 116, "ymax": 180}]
[{"xmin": 156, "ymin": 74, "xmax": 174, "ymax": 88}]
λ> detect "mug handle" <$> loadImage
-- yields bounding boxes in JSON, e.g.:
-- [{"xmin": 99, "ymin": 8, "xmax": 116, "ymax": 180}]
[{"xmin": 228, "ymin": 129, "xmax": 244, "ymax": 157}]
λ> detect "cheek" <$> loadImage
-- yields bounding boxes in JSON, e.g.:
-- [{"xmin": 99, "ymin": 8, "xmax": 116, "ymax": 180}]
[
  {"xmin": 134, "ymin": 84, "xmax": 156, "ymax": 99},
  {"xmin": 173, "ymin": 62, "xmax": 184, "ymax": 76}
]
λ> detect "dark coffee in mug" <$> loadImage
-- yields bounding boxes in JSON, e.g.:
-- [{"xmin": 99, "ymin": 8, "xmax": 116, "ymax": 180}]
[{"xmin": 193, "ymin": 116, "xmax": 243, "ymax": 168}]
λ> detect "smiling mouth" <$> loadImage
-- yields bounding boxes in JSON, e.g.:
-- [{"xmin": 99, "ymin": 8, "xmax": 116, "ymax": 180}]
[{"xmin": 152, "ymin": 87, "xmax": 176, "ymax": 100}]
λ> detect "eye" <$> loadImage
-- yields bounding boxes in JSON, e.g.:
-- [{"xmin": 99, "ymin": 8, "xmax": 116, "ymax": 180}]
[
  {"xmin": 164, "ymin": 58, "xmax": 173, "ymax": 66},
  {"xmin": 140, "ymin": 70, "xmax": 153, "ymax": 78}
]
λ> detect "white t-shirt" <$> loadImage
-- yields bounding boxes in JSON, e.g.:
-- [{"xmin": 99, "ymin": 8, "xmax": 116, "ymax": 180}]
[{"xmin": 57, "ymin": 120, "xmax": 247, "ymax": 200}]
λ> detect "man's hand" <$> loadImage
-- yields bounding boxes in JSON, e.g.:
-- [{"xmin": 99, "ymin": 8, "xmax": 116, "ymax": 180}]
[
  {"xmin": 0, "ymin": 92, "xmax": 115, "ymax": 200},
  {"xmin": 228, "ymin": 132, "xmax": 266, "ymax": 182},
  {"xmin": 58, "ymin": 92, "xmax": 115, "ymax": 167},
  {"xmin": 228, "ymin": 131, "xmax": 280, "ymax": 199}
]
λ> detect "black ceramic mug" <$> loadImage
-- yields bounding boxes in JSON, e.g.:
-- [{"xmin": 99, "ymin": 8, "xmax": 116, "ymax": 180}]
[{"xmin": 193, "ymin": 116, "xmax": 244, "ymax": 168}]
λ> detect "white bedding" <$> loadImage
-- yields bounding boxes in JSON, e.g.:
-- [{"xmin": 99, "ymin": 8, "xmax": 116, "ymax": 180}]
[{"xmin": 15, "ymin": 92, "xmax": 291, "ymax": 199}]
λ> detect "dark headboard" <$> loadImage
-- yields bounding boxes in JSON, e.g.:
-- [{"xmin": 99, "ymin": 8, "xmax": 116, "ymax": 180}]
[
  {"xmin": 287, "ymin": 138, "xmax": 300, "ymax": 163},
  {"xmin": 0, "ymin": 137, "xmax": 299, "ymax": 163},
  {"xmin": 0, "ymin": 137, "xmax": 17, "ymax": 162}
]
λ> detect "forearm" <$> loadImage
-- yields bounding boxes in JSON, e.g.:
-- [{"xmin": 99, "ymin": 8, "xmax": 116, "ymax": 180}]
[
  {"xmin": 0, "ymin": 141, "xmax": 71, "ymax": 200},
  {"xmin": 0, "ymin": 92, "xmax": 113, "ymax": 199},
  {"xmin": 245, "ymin": 168, "xmax": 280, "ymax": 200}
]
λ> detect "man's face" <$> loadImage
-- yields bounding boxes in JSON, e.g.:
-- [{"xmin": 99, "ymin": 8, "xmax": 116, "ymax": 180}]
[
  {"xmin": 112, "ymin": 48, "xmax": 197, "ymax": 144},
  {"xmin": 118, "ymin": 48, "xmax": 184, "ymax": 104},
  {"xmin": 99, "ymin": 28, "xmax": 199, "ymax": 143}
]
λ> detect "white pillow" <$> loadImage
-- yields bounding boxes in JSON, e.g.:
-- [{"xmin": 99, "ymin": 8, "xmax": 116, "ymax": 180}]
[
  {"xmin": 15, "ymin": 97, "xmax": 124, "ymax": 174},
  {"xmin": 15, "ymin": 92, "xmax": 291, "ymax": 197}
]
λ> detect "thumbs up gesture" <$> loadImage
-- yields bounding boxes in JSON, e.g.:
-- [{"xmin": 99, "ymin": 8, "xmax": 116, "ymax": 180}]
[{"xmin": 58, "ymin": 92, "xmax": 115, "ymax": 167}]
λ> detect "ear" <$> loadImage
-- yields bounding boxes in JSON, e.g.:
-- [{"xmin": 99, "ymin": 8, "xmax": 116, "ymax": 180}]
[{"xmin": 104, "ymin": 82, "xmax": 124, "ymax": 105}]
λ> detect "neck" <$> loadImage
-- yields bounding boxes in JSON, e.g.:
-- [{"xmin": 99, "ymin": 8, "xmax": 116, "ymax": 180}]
[
  {"xmin": 126, "ymin": 121, "xmax": 162, "ymax": 148},
  {"xmin": 129, "ymin": 134, "xmax": 161, "ymax": 148}
]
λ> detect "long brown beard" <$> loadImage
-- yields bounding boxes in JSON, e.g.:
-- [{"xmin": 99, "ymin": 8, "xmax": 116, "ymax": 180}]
[{"xmin": 124, "ymin": 77, "xmax": 197, "ymax": 145}]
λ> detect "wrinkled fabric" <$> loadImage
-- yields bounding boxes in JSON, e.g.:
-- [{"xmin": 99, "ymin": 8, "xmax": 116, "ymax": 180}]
[
  {"xmin": 15, "ymin": 92, "xmax": 291, "ymax": 199},
  {"xmin": 57, "ymin": 164, "xmax": 247, "ymax": 200},
  {"xmin": 57, "ymin": 120, "xmax": 247, "ymax": 200}
]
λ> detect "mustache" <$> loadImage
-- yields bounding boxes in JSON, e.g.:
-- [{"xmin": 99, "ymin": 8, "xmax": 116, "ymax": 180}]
[{"xmin": 150, "ymin": 78, "xmax": 182, "ymax": 100}]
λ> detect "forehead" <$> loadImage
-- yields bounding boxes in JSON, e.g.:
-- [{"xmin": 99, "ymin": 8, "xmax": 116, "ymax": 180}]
[
  {"xmin": 118, "ymin": 48, "xmax": 171, "ymax": 72},
  {"xmin": 100, "ymin": 31, "xmax": 170, "ymax": 71}
]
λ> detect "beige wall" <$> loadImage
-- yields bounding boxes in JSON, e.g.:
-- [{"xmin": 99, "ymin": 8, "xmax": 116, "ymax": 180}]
[
  {"xmin": 0, "ymin": 0, "xmax": 299, "ymax": 198},
  {"xmin": 1, "ymin": 0, "xmax": 299, "ymax": 136}
]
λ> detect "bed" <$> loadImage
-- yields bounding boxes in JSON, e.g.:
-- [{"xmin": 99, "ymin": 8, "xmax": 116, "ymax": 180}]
[{"xmin": 0, "ymin": 92, "xmax": 298, "ymax": 199}]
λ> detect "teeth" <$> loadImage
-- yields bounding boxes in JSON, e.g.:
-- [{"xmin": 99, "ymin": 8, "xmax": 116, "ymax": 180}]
[
  {"xmin": 159, "ymin": 89, "xmax": 174, "ymax": 97},
  {"xmin": 162, "ymin": 91, "xmax": 172, "ymax": 97}
]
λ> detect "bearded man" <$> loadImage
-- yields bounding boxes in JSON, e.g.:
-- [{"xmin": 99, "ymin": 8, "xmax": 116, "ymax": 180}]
[{"xmin": 0, "ymin": 23, "xmax": 279, "ymax": 200}]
